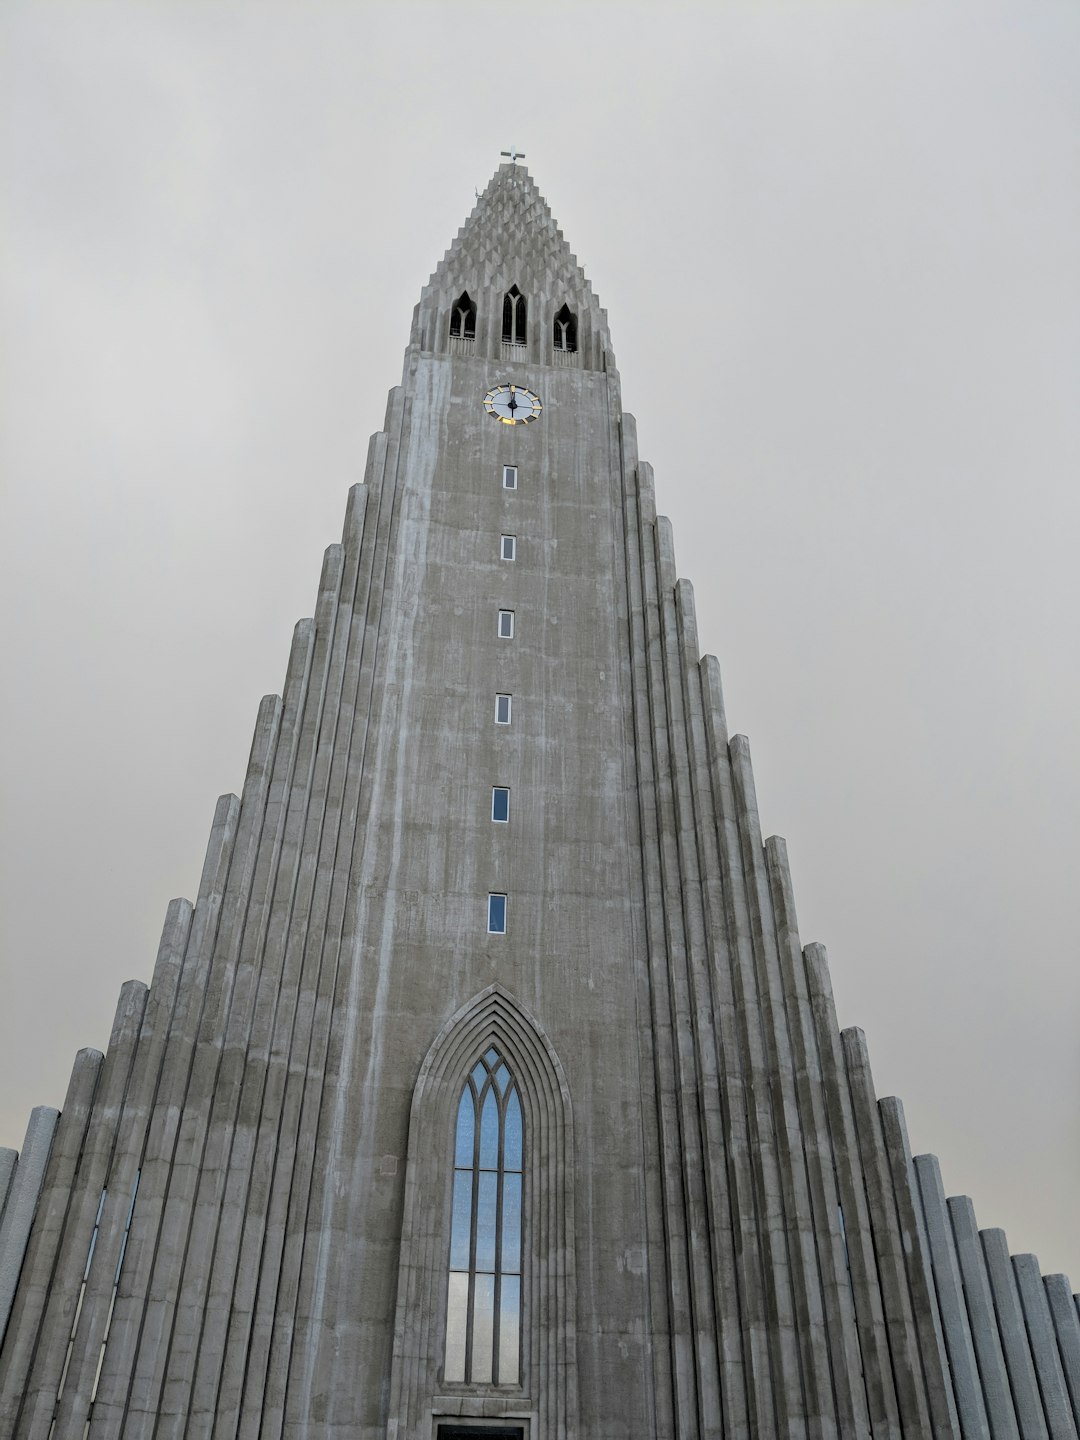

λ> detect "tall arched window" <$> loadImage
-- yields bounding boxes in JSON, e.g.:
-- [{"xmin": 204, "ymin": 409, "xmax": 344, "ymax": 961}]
[
  {"xmin": 553, "ymin": 303, "xmax": 577, "ymax": 353},
  {"xmin": 502, "ymin": 286, "xmax": 527, "ymax": 345},
  {"xmin": 444, "ymin": 1047, "xmax": 523, "ymax": 1386},
  {"xmin": 450, "ymin": 291, "xmax": 477, "ymax": 339}
]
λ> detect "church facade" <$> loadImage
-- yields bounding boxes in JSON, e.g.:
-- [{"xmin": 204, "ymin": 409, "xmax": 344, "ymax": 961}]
[{"xmin": 1, "ymin": 164, "xmax": 1078, "ymax": 1439}]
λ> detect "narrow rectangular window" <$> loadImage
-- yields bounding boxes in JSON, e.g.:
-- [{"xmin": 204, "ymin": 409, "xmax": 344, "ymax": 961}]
[
  {"xmin": 497, "ymin": 610, "xmax": 515, "ymax": 639},
  {"xmin": 487, "ymin": 893, "xmax": 507, "ymax": 934},
  {"xmin": 501, "ymin": 534, "xmax": 516, "ymax": 561},
  {"xmin": 502, "ymin": 465, "xmax": 518, "ymax": 490},
  {"xmin": 495, "ymin": 693, "xmax": 512, "ymax": 725},
  {"xmin": 492, "ymin": 787, "xmax": 510, "ymax": 823}
]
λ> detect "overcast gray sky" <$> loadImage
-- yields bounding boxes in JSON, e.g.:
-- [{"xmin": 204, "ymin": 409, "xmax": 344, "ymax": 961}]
[{"xmin": 2, "ymin": 0, "xmax": 1078, "ymax": 1283}]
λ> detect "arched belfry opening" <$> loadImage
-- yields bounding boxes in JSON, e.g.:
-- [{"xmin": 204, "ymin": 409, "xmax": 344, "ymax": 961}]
[
  {"xmin": 502, "ymin": 285, "xmax": 527, "ymax": 345},
  {"xmin": 553, "ymin": 303, "xmax": 577, "ymax": 353},
  {"xmin": 449, "ymin": 291, "xmax": 477, "ymax": 340},
  {"xmin": 388, "ymin": 986, "xmax": 578, "ymax": 1438}
]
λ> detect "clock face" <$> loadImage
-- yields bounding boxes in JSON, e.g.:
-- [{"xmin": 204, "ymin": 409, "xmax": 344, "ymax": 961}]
[{"xmin": 483, "ymin": 383, "xmax": 542, "ymax": 425}]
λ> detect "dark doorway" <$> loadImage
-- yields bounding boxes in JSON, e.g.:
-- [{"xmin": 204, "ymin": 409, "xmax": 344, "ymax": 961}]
[{"xmin": 436, "ymin": 1428, "xmax": 524, "ymax": 1440}]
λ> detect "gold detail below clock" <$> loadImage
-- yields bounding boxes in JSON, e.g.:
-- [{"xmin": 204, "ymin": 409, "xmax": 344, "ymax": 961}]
[{"xmin": 483, "ymin": 383, "xmax": 542, "ymax": 425}]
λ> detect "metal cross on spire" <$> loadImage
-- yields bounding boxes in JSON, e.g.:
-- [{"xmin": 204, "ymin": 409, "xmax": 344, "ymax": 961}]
[{"xmin": 500, "ymin": 147, "xmax": 525, "ymax": 167}]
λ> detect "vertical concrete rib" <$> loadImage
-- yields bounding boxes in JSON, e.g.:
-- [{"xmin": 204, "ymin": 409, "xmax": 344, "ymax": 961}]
[
  {"xmin": 278, "ymin": 397, "xmax": 431, "ymax": 1436},
  {"xmin": 0, "ymin": 1108, "xmax": 60, "ymax": 1355},
  {"xmin": 695, "ymin": 654, "xmax": 769, "ymax": 1440},
  {"xmin": 252, "ymin": 459, "xmax": 389, "ymax": 1440},
  {"xmin": 1013, "ymin": 1255, "xmax": 1075, "ymax": 1438},
  {"xmin": 618, "ymin": 449, "xmax": 677, "ymax": 1440},
  {"xmin": 192, "ymin": 544, "xmax": 351, "ymax": 1432},
  {"xmin": 880, "ymin": 1103, "xmax": 959, "ymax": 1436},
  {"xmin": 912, "ymin": 1154, "xmax": 990, "ymax": 1437},
  {"xmin": 842, "ymin": 1030, "xmax": 934, "ymax": 1433},
  {"xmin": 609, "ymin": 497, "xmax": 699, "ymax": 1436},
  {"xmin": 730, "ymin": 736, "xmax": 824, "ymax": 1437},
  {"xmin": 804, "ymin": 946, "xmax": 901, "ymax": 1436},
  {"xmin": 701, "ymin": 725, "xmax": 784, "ymax": 1433},
  {"xmin": 83, "ymin": 898, "xmax": 194, "ymax": 1438},
  {"xmin": 679, "ymin": 636, "xmax": 753, "ymax": 1437},
  {"xmin": 1043, "ymin": 1276, "xmax": 1080, "ymax": 1427},
  {"xmin": 980, "ymin": 1229, "xmax": 1049, "ymax": 1439},
  {"xmin": 0, "ymin": 1151, "xmax": 17, "ymax": 1228},
  {"xmin": 149, "ymin": 652, "xmax": 306, "ymax": 1435},
  {"xmin": 220, "ymin": 491, "xmax": 371, "ymax": 1439},
  {"xmin": 651, "ymin": 529, "xmax": 722, "ymax": 1436},
  {"xmin": 163, "ymin": 561, "xmax": 340, "ymax": 1433},
  {"xmin": 19, "ymin": 981, "xmax": 148, "ymax": 1438},
  {"xmin": 267, "ymin": 421, "xmax": 401, "ymax": 1437},
  {"xmin": 947, "ymin": 1196, "xmax": 1021, "ymax": 1440},
  {"xmin": 0, "ymin": 1055, "xmax": 100, "ymax": 1434},
  {"xmin": 766, "ymin": 837, "xmax": 871, "ymax": 1438},
  {"xmin": 111, "ymin": 790, "xmax": 241, "ymax": 1436}
]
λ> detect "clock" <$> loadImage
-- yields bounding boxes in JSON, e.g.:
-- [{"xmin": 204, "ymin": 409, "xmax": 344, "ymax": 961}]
[{"xmin": 483, "ymin": 383, "xmax": 542, "ymax": 425}]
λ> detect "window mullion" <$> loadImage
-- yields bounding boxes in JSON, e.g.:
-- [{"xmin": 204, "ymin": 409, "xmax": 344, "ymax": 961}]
[{"xmin": 464, "ymin": 1081, "xmax": 482, "ymax": 1381}]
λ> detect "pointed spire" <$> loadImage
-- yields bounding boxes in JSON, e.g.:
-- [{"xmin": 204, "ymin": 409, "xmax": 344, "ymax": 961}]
[
  {"xmin": 428, "ymin": 165, "xmax": 604, "ymax": 312},
  {"xmin": 416, "ymin": 164, "xmax": 612, "ymax": 370}
]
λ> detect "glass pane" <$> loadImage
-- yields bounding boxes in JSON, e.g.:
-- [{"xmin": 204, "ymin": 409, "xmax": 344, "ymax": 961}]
[
  {"xmin": 484, "ymin": 1046, "xmax": 499, "ymax": 1065},
  {"xmin": 471, "ymin": 1062, "xmax": 486, "ymax": 1090},
  {"xmin": 444, "ymin": 1272, "xmax": 469, "ymax": 1382},
  {"xmin": 502, "ymin": 1173, "xmax": 522, "ymax": 1273},
  {"xmin": 504, "ymin": 1089, "xmax": 522, "ymax": 1171},
  {"xmin": 479, "ymin": 1089, "xmax": 499, "ymax": 1169},
  {"xmin": 492, "ymin": 788, "xmax": 509, "ymax": 823},
  {"xmin": 475, "ymin": 1171, "xmax": 498, "ymax": 1271},
  {"xmin": 472, "ymin": 1274, "xmax": 495, "ymax": 1383},
  {"xmin": 487, "ymin": 894, "xmax": 506, "ymax": 933},
  {"xmin": 449, "ymin": 1170, "xmax": 473, "ymax": 1270},
  {"xmin": 454, "ymin": 1089, "xmax": 474, "ymax": 1167},
  {"xmin": 493, "ymin": 1062, "xmax": 510, "ymax": 1094},
  {"xmin": 498, "ymin": 1275, "xmax": 521, "ymax": 1385}
]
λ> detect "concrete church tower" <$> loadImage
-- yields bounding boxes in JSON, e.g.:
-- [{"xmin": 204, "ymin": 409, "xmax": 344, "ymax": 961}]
[{"xmin": 1, "ymin": 163, "xmax": 1078, "ymax": 1440}]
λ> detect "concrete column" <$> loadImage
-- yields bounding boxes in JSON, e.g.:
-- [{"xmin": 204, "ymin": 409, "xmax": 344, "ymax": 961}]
[
  {"xmin": 842, "ymin": 1029, "xmax": 933, "ymax": 1434},
  {"xmin": 119, "ymin": 791, "xmax": 241, "ymax": 1438},
  {"xmin": 274, "ymin": 393, "xmax": 441, "ymax": 1433},
  {"xmin": 980, "ymin": 1229, "xmax": 1049, "ymax": 1440},
  {"xmin": 23, "ymin": 981, "xmax": 147, "ymax": 1438},
  {"xmin": 607, "ymin": 505, "xmax": 702, "ymax": 1437},
  {"xmin": 698, "ymin": 666, "xmax": 780, "ymax": 1439},
  {"xmin": 1013, "ymin": 1254, "xmax": 1075, "ymax": 1438},
  {"xmin": 0, "ymin": 1150, "xmax": 17, "ymax": 1228},
  {"xmin": 689, "ymin": 649, "xmax": 762, "ymax": 1440},
  {"xmin": 0, "ymin": 1108, "xmax": 59, "ymax": 1350},
  {"xmin": 1043, "ymin": 1275, "xmax": 1080, "ymax": 1426},
  {"xmin": 729, "ymin": 735, "xmax": 814, "ymax": 1436},
  {"xmin": 728, "ymin": 744, "xmax": 837, "ymax": 1438},
  {"xmin": 221, "ymin": 488, "xmax": 377, "ymax": 1438},
  {"xmin": 163, "ymin": 585, "xmax": 333, "ymax": 1436},
  {"xmin": 766, "ymin": 836, "xmax": 871, "ymax": 1438},
  {"xmin": 912, "ymin": 1154, "xmax": 989, "ymax": 1437},
  {"xmin": 947, "ymin": 1196, "xmax": 1021, "ymax": 1439},
  {"xmin": 85, "ymin": 897, "xmax": 193, "ymax": 1437},
  {"xmin": 661, "ymin": 570, "xmax": 742, "ymax": 1436},
  {"xmin": 0, "ymin": 1053, "xmax": 98, "ymax": 1434},
  {"xmin": 804, "ymin": 946, "xmax": 901, "ymax": 1438},
  {"xmin": 882, "ymin": 1111, "xmax": 959, "ymax": 1436}
]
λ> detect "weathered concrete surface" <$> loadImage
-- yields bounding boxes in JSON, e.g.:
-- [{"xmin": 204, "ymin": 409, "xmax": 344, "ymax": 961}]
[
  {"xmin": 0, "ymin": 1108, "xmax": 58, "ymax": 1345},
  {"xmin": 0, "ymin": 163, "xmax": 1077, "ymax": 1440}
]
